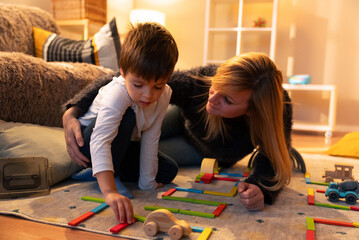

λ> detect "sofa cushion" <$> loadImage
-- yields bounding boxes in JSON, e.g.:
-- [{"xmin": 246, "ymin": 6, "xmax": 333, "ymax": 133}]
[
  {"xmin": 33, "ymin": 17, "xmax": 121, "ymax": 71},
  {"xmin": 0, "ymin": 51, "xmax": 115, "ymax": 127},
  {"xmin": 0, "ymin": 120, "xmax": 80, "ymax": 185},
  {"xmin": 0, "ymin": 3, "xmax": 60, "ymax": 56}
]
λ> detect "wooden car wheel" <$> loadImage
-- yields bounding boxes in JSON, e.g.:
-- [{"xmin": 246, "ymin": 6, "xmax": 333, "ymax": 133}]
[
  {"xmin": 168, "ymin": 224, "xmax": 183, "ymax": 240},
  {"xmin": 144, "ymin": 221, "xmax": 159, "ymax": 237}
]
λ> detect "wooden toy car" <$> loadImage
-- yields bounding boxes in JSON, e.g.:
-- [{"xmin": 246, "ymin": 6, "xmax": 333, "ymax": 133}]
[
  {"xmin": 143, "ymin": 209, "xmax": 192, "ymax": 240},
  {"xmin": 322, "ymin": 164, "xmax": 354, "ymax": 183}
]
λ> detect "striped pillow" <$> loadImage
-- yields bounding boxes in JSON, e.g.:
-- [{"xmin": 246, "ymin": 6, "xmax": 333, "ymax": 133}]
[{"xmin": 33, "ymin": 18, "xmax": 121, "ymax": 71}]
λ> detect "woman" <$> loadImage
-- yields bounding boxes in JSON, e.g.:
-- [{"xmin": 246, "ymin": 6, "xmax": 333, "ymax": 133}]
[{"xmin": 63, "ymin": 52, "xmax": 301, "ymax": 211}]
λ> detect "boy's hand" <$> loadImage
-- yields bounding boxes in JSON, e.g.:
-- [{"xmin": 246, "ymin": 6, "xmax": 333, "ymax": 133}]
[
  {"xmin": 104, "ymin": 192, "xmax": 134, "ymax": 224},
  {"xmin": 62, "ymin": 107, "xmax": 89, "ymax": 167},
  {"xmin": 237, "ymin": 182, "xmax": 264, "ymax": 211}
]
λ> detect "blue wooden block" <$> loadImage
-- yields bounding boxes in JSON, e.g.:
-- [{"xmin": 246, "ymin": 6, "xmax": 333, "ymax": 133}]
[
  {"xmin": 90, "ymin": 202, "xmax": 108, "ymax": 214},
  {"xmin": 175, "ymin": 187, "xmax": 204, "ymax": 194},
  {"xmin": 191, "ymin": 226, "xmax": 205, "ymax": 232}
]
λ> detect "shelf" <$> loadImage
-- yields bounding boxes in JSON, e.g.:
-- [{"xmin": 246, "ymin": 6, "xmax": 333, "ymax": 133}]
[
  {"xmin": 203, "ymin": 0, "xmax": 278, "ymax": 65},
  {"xmin": 56, "ymin": 19, "xmax": 103, "ymax": 40},
  {"xmin": 283, "ymin": 84, "xmax": 337, "ymax": 137}
]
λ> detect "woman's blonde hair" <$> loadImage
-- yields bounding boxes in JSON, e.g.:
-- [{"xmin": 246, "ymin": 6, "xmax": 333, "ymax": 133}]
[{"xmin": 202, "ymin": 52, "xmax": 292, "ymax": 191}]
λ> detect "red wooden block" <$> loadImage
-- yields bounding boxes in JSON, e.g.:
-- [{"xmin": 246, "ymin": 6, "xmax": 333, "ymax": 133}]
[
  {"xmin": 313, "ymin": 218, "xmax": 354, "ymax": 227},
  {"xmin": 212, "ymin": 204, "xmax": 227, "ymax": 217},
  {"xmin": 162, "ymin": 188, "xmax": 177, "ymax": 197},
  {"xmin": 308, "ymin": 195, "xmax": 315, "ymax": 205},
  {"xmin": 201, "ymin": 173, "xmax": 214, "ymax": 184},
  {"xmin": 110, "ymin": 219, "xmax": 136, "ymax": 233},
  {"xmin": 350, "ymin": 206, "xmax": 359, "ymax": 211},
  {"xmin": 315, "ymin": 189, "xmax": 325, "ymax": 193},
  {"xmin": 214, "ymin": 176, "xmax": 239, "ymax": 182},
  {"xmin": 306, "ymin": 229, "xmax": 315, "ymax": 240},
  {"xmin": 68, "ymin": 211, "xmax": 95, "ymax": 226}
]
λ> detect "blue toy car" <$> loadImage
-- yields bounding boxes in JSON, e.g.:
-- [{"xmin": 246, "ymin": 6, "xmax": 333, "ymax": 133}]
[{"xmin": 325, "ymin": 180, "xmax": 359, "ymax": 205}]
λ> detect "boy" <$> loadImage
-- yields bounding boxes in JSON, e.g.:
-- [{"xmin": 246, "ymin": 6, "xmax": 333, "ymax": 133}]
[{"xmin": 77, "ymin": 22, "xmax": 179, "ymax": 224}]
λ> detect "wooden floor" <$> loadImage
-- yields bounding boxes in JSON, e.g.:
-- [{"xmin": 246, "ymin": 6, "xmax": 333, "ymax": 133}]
[{"xmin": 0, "ymin": 131, "xmax": 346, "ymax": 240}]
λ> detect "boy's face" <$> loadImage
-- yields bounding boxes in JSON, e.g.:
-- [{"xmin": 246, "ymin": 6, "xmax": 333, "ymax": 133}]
[{"xmin": 123, "ymin": 71, "xmax": 167, "ymax": 108}]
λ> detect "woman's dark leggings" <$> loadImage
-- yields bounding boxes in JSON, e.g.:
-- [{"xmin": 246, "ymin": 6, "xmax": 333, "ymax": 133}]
[{"xmin": 79, "ymin": 107, "xmax": 178, "ymax": 184}]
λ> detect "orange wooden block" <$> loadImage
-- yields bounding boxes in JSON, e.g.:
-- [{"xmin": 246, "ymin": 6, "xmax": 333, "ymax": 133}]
[
  {"xmin": 68, "ymin": 211, "xmax": 95, "ymax": 226},
  {"xmin": 110, "ymin": 219, "xmax": 136, "ymax": 233}
]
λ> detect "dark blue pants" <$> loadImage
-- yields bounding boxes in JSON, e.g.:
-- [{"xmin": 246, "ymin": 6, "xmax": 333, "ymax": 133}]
[{"xmin": 80, "ymin": 108, "xmax": 178, "ymax": 184}]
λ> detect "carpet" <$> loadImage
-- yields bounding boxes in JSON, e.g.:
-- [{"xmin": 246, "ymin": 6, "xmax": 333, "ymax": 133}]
[{"xmin": 0, "ymin": 153, "xmax": 358, "ymax": 240}]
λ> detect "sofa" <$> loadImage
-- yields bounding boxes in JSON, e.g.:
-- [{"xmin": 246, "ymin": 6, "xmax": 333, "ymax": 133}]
[{"xmin": 0, "ymin": 3, "xmax": 119, "ymax": 186}]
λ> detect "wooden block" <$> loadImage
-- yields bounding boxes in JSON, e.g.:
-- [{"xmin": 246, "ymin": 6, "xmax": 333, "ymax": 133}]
[
  {"xmin": 90, "ymin": 202, "xmax": 108, "ymax": 214},
  {"xmin": 314, "ymin": 202, "xmax": 350, "ymax": 210},
  {"xmin": 306, "ymin": 217, "xmax": 315, "ymax": 231},
  {"xmin": 200, "ymin": 158, "xmax": 218, "ymax": 174},
  {"xmin": 243, "ymin": 167, "xmax": 251, "ymax": 177},
  {"xmin": 175, "ymin": 187, "xmax": 204, "ymax": 194},
  {"xmin": 178, "ymin": 209, "xmax": 215, "ymax": 219},
  {"xmin": 162, "ymin": 188, "xmax": 177, "ymax": 197},
  {"xmin": 305, "ymin": 172, "xmax": 310, "ymax": 178},
  {"xmin": 193, "ymin": 199, "xmax": 227, "ymax": 206},
  {"xmin": 217, "ymin": 172, "xmax": 243, "ymax": 177},
  {"xmin": 163, "ymin": 195, "xmax": 195, "ymax": 203},
  {"xmin": 110, "ymin": 221, "xmax": 135, "ymax": 233},
  {"xmin": 203, "ymin": 190, "xmax": 232, "ymax": 197},
  {"xmin": 68, "ymin": 211, "xmax": 95, "ymax": 226},
  {"xmin": 230, "ymin": 186, "xmax": 238, "ymax": 196},
  {"xmin": 197, "ymin": 228, "xmax": 212, "ymax": 240},
  {"xmin": 145, "ymin": 206, "xmax": 180, "ymax": 213},
  {"xmin": 201, "ymin": 173, "xmax": 214, "ymax": 184},
  {"xmin": 307, "ymin": 188, "xmax": 314, "ymax": 196},
  {"xmin": 306, "ymin": 229, "xmax": 315, "ymax": 240},
  {"xmin": 134, "ymin": 214, "xmax": 146, "ymax": 223},
  {"xmin": 191, "ymin": 226, "xmax": 205, "ymax": 232},
  {"xmin": 196, "ymin": 173, "xmax": 204, "ymax": 182},
  {"xmin": 313, "ymin": 218, "xmax": 354, "ymax": 227},
  {"xmin": 354, "ymin": 222, "xmax": 359, "ymax": 227},
  {"xmin": 212, "ymin": 204, "xmax": 226, "ymax": 217},
  {"xmin": 214, "ymin": 176, "xmax": 239, "ymax": 182},
  {"xmin": 316, "ymin": 189, "xmax": 325, "ymax": 193},
  {"xmin": 308, "ymin": 195, "xmax": 315, "ymax": 205},
  {"xmin": 350, "ymin": 206, "xmax": 359, "ymax": 211},
  {"xmin": 81, "ymin": 196, "xmax": 105, "ymax": 203}
]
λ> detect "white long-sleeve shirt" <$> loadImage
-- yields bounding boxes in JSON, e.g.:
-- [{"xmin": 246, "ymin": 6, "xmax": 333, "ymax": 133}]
[{"xmin": 79, "ymin": 76, "xmax": 172, "ymax": 190}]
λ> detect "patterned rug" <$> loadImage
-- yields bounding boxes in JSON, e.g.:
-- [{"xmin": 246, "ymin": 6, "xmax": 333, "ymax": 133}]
[{"xmin": 0, "ymin": 153, "xmax": 358, "ymax": 240}]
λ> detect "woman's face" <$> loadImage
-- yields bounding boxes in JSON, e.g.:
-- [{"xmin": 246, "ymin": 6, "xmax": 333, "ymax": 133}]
[{"xmin": 206, "ymin": 86, "xmax": 252, "ymax": 118}]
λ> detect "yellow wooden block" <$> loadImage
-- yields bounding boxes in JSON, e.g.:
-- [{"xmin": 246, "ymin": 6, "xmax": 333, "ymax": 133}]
[
  {"xmin": 197, "ymin": 228, "xmax": 212, "ymax": 240},
  {"xmin": 200, "ymin": 158, "xmax": 218, "ymax": 174},
  {"xmin": 353, "ymin": 222, "xmax": 359, "ymax": 227},
  {"xmin": 308, "ymin": 188, "xmax": 314, "ymax": 196},
  {"xmin": 305, "ymin": 172, "xmax": 310, "ymax": 178},
  {"xmin": 230, "ymin": 186, "xmax": 237, "ymax": 196},
  {"xmin": 203, "ymin": 190, "xmax": 232, "ymax": 197}
]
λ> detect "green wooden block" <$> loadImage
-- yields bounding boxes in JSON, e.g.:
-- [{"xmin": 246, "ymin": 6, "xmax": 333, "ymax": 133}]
[
  {"xmin": 193, "ymin": 199, "xmax": 227, "ymax": 206},
  {"xmin": 315, "ymin": 202, "xmax": 350, "ymax": 210},
  {"xmin": 310, "ymin": 181, "xmax": 329, "ymax": 186},
  {"xmin": 134, "ymin": 214, "xmax": 146, "ymax": 222},
  {"xmin": 163, "ymin": 195, "xmax": 195, "ymax": 203},
  {"xmin": 306, "ymin": 217, "xmax": 315, "ymax": 231},
  {"xmin": 196, "ymin": 173, "xmax": 204, "ymax": 181},
  {"xmin": 81, "ymin": 196, "xmax": 105, "ymax": 203},
  {"xmin": 178, "ymin": 209, "xmax": 215, "ymax": 219},
  {"xmin": 144, "ymin": 206, "xmax": 179, "ymax": 213}
]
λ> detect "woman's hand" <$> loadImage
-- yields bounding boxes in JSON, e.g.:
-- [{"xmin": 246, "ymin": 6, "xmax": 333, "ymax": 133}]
[
  {"xmin": 62, "ymin": 107, "xmax": 89, "ymax": 167},
  {"xmin": 237, "ymin": 182, "xmax": 264, "ymax": 211},
  {"xmin": 104, "ymin": 192, "xmax": 135, "ymax": 224}
]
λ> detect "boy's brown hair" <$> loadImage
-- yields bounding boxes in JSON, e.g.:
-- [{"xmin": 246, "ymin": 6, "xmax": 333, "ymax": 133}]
[{"xmin": 120, "ymin": 22, "xmax": 178, "ymax": 82}]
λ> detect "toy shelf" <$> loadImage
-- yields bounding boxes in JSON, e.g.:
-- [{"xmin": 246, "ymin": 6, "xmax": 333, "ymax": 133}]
[{"xmin": 283, "ymin": 83, "xmax": 337, "ymax": 138}]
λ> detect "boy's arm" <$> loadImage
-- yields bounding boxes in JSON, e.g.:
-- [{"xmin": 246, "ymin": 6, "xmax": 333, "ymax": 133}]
[
  {"xmin": 95, "ymin": 171, "xmax": 134, "ymax": 224},
  {"xmin": 62, "ymin": 72, "xmax": 118, "ymax": 115}
]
